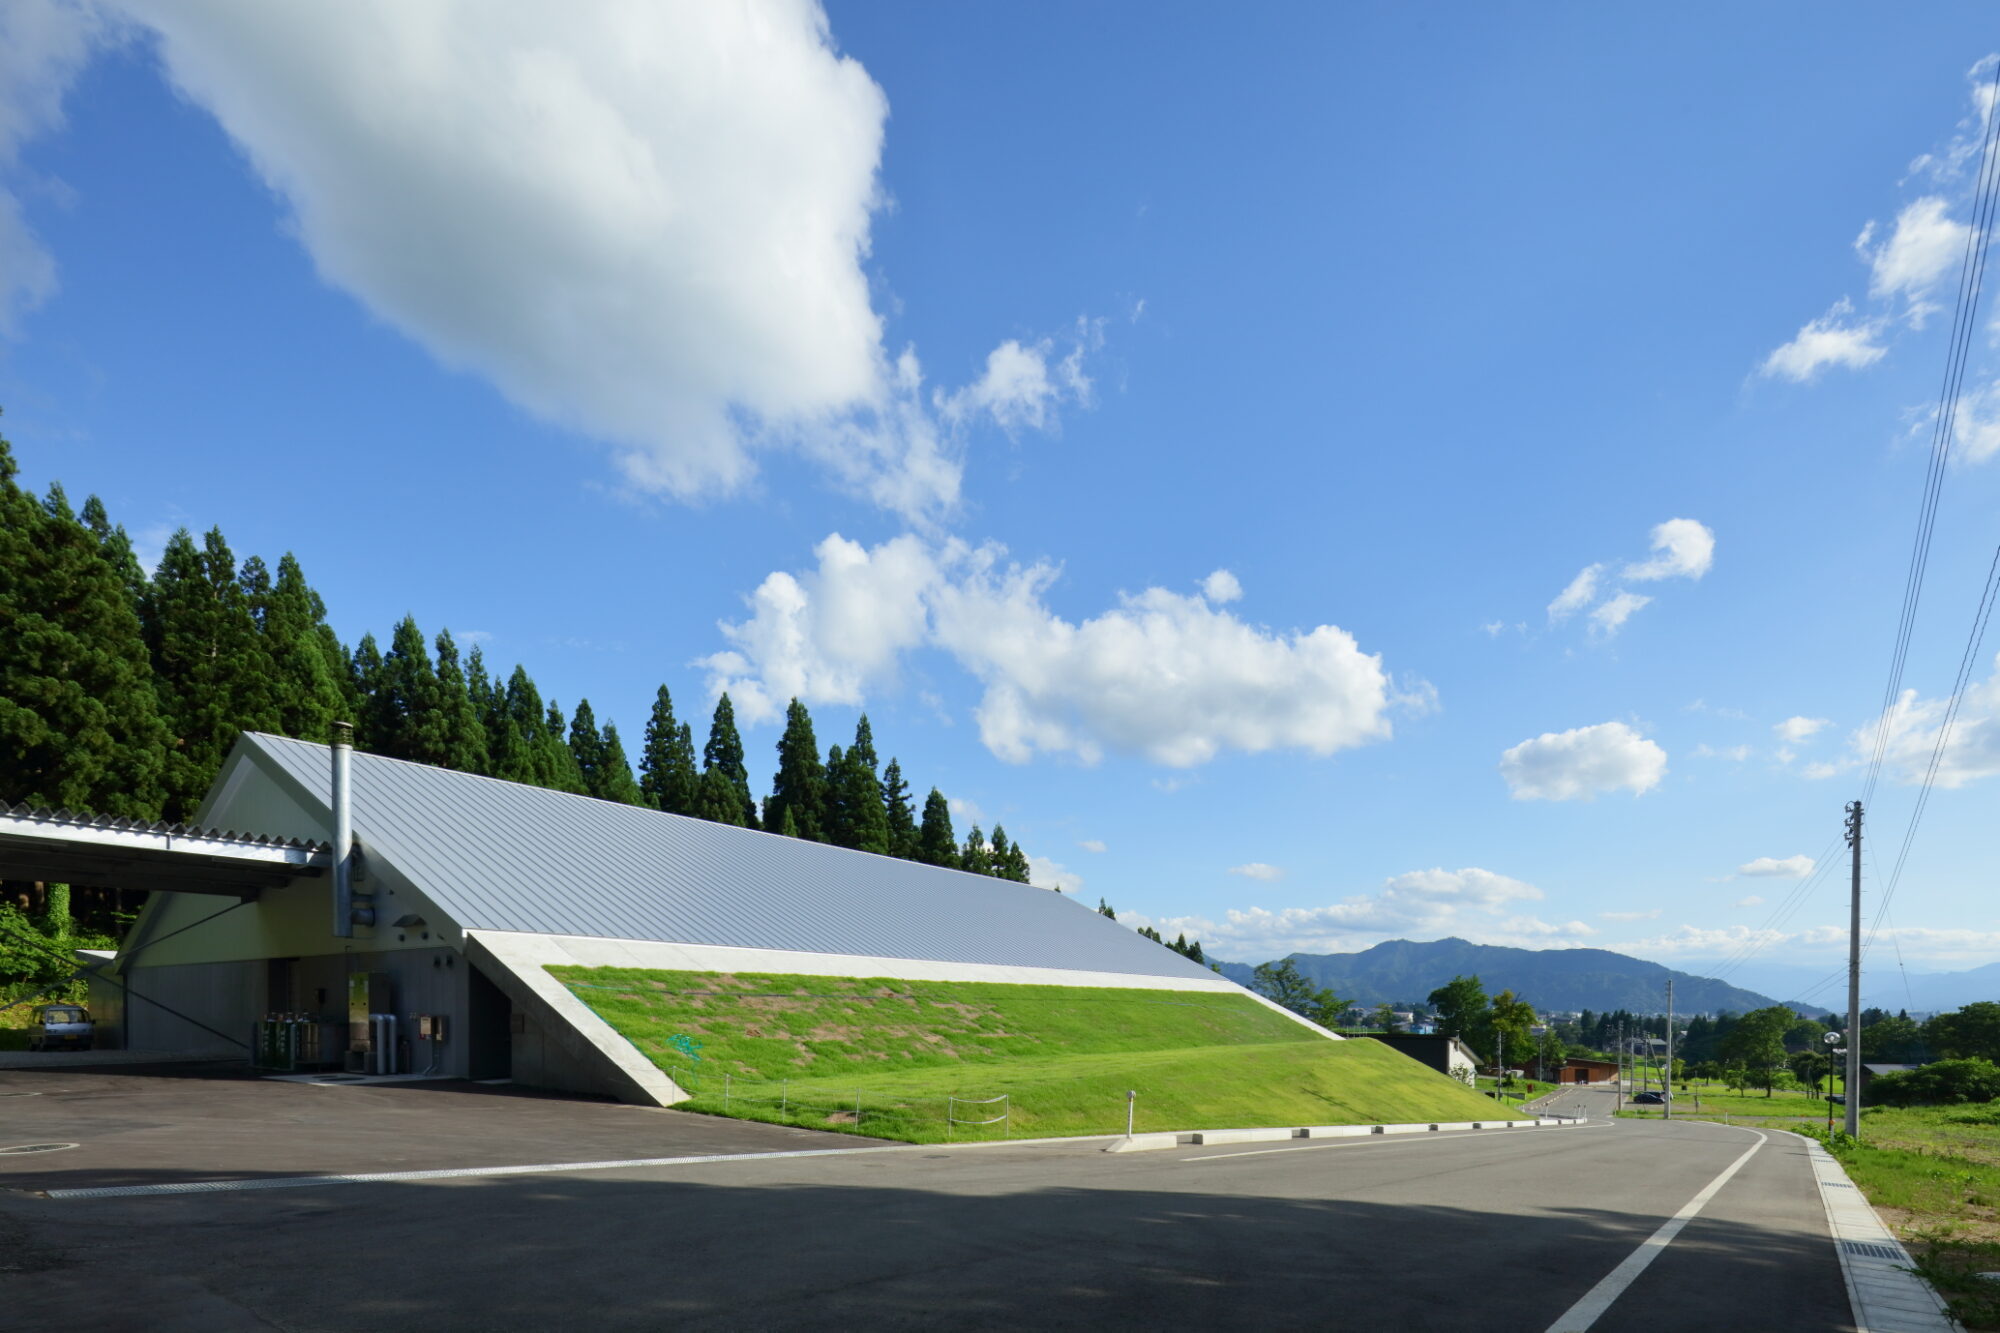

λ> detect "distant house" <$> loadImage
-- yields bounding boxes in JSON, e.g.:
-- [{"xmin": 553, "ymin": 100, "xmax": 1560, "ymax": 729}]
[
  {"xmin": 1369, "ymin": 1033, "xmax": 1478, "ymax": 1083},
  {"xmin": 1560, "ymin": 1056, "xmax": 1618, "ymax": 1085},
  {"xmin": 1859, "ymin": 1063, "xmax": 1923, "ymax": 1094}
]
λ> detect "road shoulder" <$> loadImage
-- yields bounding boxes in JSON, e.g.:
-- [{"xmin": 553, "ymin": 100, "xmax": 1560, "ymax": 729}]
[{"xmin": 1800, "ymin": 1133, "xmax": 1960, "ymax": 1333}]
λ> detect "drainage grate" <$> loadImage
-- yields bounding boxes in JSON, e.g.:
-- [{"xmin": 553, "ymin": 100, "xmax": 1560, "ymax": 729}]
[
  {"xmin": 1843, "ymin": 1240, "xmax": 1903, "ymax": 1261},
  {"xmin": 0, "ymin": 1142, "xmax": 78, "ymax": 1155}
]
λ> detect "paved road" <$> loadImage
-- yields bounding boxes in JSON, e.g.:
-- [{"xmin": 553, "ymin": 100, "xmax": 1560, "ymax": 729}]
[{"xmin": 2, "ymin": 1082, "xmax": 1853, "ymax": 1331}]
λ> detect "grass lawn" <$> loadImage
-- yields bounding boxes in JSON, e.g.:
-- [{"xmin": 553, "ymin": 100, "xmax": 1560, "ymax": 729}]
[
  {"xmin": 1616, "ymin": 1082, "xmax": 1849, "ymax": 1125},
  {"xmin": 551, "ymin": 967, "xmax": 1526, "ymax": 1143}
]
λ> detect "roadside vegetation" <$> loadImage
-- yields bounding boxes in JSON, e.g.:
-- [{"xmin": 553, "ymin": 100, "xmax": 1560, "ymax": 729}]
[{"xmin": 553, "ymin": 966, "xmax": 1525, "ymax": 1143}]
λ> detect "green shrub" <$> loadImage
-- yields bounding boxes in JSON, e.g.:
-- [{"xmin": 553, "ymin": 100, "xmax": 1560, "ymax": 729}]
[{"xmin": 1868, "ymin": 1059, "xmax": 2000, "ymax": 1108}]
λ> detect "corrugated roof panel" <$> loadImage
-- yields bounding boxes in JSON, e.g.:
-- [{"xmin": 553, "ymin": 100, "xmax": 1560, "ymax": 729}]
[{"xmin": 241, "ymin": 734, "xmax": 1216, "ymax": 980}]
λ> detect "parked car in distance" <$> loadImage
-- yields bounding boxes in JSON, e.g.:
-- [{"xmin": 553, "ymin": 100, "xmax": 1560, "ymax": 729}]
[
  {"xmin": 1632, "ymin": 1091, "xmax": 1667, "ymax": 1104},
  {"xmin": 28, "ymin": 1004, "xmax": 92, "ymax": 1052}
]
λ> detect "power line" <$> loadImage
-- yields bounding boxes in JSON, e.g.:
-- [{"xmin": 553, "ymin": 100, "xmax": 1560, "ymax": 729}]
[{"xmin": 1862, "ymin": 57, "xmax": 2000, "ymax": 807}]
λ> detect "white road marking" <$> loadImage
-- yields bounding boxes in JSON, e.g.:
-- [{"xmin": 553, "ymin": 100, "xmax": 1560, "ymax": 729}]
[
  {"xmin": 1544, "ymin": 1129, "xmax": 1768, "ymax": 1333},
  {"xmin": 1182, "ymin": 1121, "xmax": 1611, "ymax": 1162}
]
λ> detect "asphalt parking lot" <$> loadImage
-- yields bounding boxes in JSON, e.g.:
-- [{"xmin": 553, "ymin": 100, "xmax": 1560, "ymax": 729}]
[
  {"xmin": 0, "ymin": 1063, "xmax": 879, "ymax": 1194},
  {"xmin": 1, "ymin": 1069, "xmax": 1865, "ymax": 1332}
]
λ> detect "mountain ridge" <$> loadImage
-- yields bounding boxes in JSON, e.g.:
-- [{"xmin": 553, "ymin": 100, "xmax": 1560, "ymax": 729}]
[{"xmin": 1215, "ymin": 937, "xmax": 1796, "ymax": 1016}]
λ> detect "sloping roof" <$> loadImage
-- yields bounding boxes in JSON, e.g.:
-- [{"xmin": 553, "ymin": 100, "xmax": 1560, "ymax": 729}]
[{"xmin": 235, "ymin": 733, "xmax": 1216, "ymax": 980}]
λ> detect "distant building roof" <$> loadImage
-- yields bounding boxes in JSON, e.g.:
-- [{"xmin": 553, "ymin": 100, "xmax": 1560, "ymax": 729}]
[{"xmin": 229, "ymin": 734, "xmax": 1217, "ymax": 980}]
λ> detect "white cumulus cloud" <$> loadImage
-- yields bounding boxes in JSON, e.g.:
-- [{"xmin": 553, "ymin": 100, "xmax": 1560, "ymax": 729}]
[
  {"xmin": 1590, "ymin": 591, "xmax": 1653, "ymax": 637},
  {"xmin": 1026, "ymin": 854, "xmax": 1082, "ymax": 893},
  {"xmin": 1201, "ymin": 569, "xmax": 1244, "ymax": 604},
  {"xmin": 1547, "ymin": 564, "xmax": 1604, "ymax": 624},
  {"xmin": 701, "ymin": 533, "xmax": 935, "ymax": 724},
  {"xmin": 1738, "ymin": 855, "xmax": 1815, "ymax": 879},
  {"xmin": 1761, "ymin": 299, "xmax": 1887, "ymax": 382},
  {"xmin": 1847, "ymin": 653, "xmax": 2000, "ymax": 789},
  {"xmin": 7, "ymin": 1, "xmax": 1094, "ymax": 520},
  {"xmin": 1228, "ymin": 863, "xmax": 1284, "ymax": 882},
  {"xmin": 705, "ymin": 536, "xmax": 1423, "ymax": 768},
  {"xmin": 1774, "ymin": 716, "xmax": 1829, "ymax": 743},
  {"xmin": 1077, "ymin": 839, "xmax": 1106, "ymax": 854},
  {"xmin": 1127, "ymin": 867, "xmax": 1593, "ymax": 959},
  {"xmin": 1862, "ymin": 196, "xmax": 1969, "ymax": 308},
  {"xmin": 1622, "ymin": 518, "xmax": 1716, "ymax": 582},
  {"xmin": 1500, "ymin": 721, "xmax": 1667, "ymax": 801}
]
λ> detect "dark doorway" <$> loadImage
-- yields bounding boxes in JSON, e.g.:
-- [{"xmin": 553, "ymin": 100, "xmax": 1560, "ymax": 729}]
[{"xmin": 466, "ymin": 961, "xmax": 512, "ymax": 1080}]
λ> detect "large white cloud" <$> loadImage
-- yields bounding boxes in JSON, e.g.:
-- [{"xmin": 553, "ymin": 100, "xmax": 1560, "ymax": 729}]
[
  {"xmin": 1500, "ymin": 721, "xmax": 1667, "ymax": 800},
  {"xmin": 1125, "ymin": 866, "xmax": 1595, "ymax": 960},
  {"xmin": 700, "ymin": 533, "xmax": 935, "ymax": 724},
  {"xmin": 6, "ymin": 1, "xmax": 1091, "ymax": 518},
  {"xmin": 705, "ymin": 534, "xmax": 1424, "ymax": 767}
]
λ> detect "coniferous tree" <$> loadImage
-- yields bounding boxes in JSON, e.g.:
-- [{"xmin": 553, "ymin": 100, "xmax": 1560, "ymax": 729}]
[
  {"xmin": 701, "ymin": 693, "xmax": 757, "ymax": 828},
  {"xmin": 0, "ymin": 442, "xmax": 169, "ymax": 817},
  {"xmin": 431, "ymin": 630, "xmax": 491, "ymax": 774},
  {"xmin": 595, "ymin": 723, "xmax": 645, "ymax": 805},
  {"xmin": 488, "ymin": 665, "xmax": 544, "ymax": 783},
  {"xmin": 540, "ymin": 701, "xmax": 588, "ymax": 793},
  {"xmin": 960, "ymin": 824, "xmax": 992, "ymax": 876},
  {"xmin": 638, "ymin": 685, "xmax": 698, "ymax": 814},
  {"xmin": 145, "ymin": 526, "xmax": 280, "ymax": 816},
  {"xmin": 1097, "ymin": 899, "xmax": 1117, "ymax": 919},
  {"xmin": 568, "ymin": 698, "xmax": 608, "ymax": 794},
  {"xmin": 917, "ymin": 788, "xmax": 958, "ymax": 868},
  {"xmin": 882, "ymin": 757, "xmax": 917, "ymax": 859},
  {"xmin": 833, "ymin": 738, "xmax": 891, "ymax": 855},
  {"xmin": 349, "ymin": 633, "xmax": 386, "ymax": 747},
  {"xmin": 694, "ymin": 763, "xmax": 748, "ymax": 826},
  {"xmin": 775, "ymin": 804, "xmax": 800, "ymax": 838},
  {"xmin": 989, "ymin": 826, "xmax": 1031, "ymax": 883},
  {"xmin": 255, "ymin": 553, "xmax": 350, "ymax": 744},
  {"xmin": 765, "ymin": 698, "xmax": 826, "ymax": 841},
  {"xmin": 78, "ymin": 493, "xmax": 147, "ymax": 603},
  {"xmin": 369, "ymin": 616, "xmax": 447, "ymax": 764}
]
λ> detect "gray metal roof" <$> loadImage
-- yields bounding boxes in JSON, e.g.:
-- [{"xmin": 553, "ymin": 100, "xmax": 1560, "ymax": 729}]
[
  {"xmin": 0, "ymin": 800, "xmax": 326, "ymax": 898},
  {"xmin": 237, "ymin": 733, "xmax": 1217, "ymax": 980}
]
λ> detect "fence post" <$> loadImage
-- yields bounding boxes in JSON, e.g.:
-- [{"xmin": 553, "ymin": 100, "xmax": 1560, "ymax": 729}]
[
  {"xmin": 1126, "ymin": 1089, "xmax": 1137, "ymax": 1139},
  {"xmin": 724, "ymin": 1072, "xmax": 730, "ymax": 1111},
  {"xmin": 781, "ymin": 1079, "xmax": 788, "ymax": 1118},
  {"xmin": 855, "ymin": 1089, "xmax": 862, "ymax": 1127}
]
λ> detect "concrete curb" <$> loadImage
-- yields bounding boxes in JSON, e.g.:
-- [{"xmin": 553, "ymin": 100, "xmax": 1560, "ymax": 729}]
[
  {"xmin": 1796, "ymin": 1135, "xmax": 1961, "ymax": 1333},
  {"xmin": 1104, "ymin": 1115, "xmax": 1584, "ymax": 1153}
]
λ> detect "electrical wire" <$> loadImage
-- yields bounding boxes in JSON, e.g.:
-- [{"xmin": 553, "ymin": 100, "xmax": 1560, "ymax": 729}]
[{"xmin": 1862, "ymin": 57, "xmax": 2000, "ymax": 807}]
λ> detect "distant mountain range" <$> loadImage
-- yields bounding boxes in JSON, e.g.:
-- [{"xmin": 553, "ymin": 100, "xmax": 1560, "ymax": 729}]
[
  {"xmin": 1215, "ymin": 938, "xmax": 1797, "ymax": 1016},
  {"xmin": 1684, "ymin": 958, "xmax": 2000, "ymax": 1016}
]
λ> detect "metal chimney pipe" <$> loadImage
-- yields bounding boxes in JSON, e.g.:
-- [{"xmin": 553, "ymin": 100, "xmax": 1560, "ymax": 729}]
[{"xmin": 331, "ymin": 721, "xmax": 354, "ymax": 939}]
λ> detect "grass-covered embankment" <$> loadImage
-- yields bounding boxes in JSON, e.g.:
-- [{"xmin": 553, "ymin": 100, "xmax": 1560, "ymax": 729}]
[{"xmin": 550, "ymin": 967, "xmax": 1524, "ymax": 1142}]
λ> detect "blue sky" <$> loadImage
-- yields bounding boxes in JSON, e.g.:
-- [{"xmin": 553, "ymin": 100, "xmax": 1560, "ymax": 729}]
[{"xmin": 5, "ymin": 3, "xmax": 2000, "ymax": 1003}]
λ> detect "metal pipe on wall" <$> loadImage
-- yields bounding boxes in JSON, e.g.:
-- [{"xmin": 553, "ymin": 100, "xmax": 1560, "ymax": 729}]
[{"xmin": 332, "ymin": 722, "xmax": 354, "ymax": 939}]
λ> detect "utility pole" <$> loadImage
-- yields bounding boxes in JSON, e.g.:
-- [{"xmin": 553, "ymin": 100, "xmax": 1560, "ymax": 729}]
[
  {"xmin": 1664, "ymin": 980, "xmax": 1675, "ymax": 1121},
  {"xmin": 1845, "ymin": 801, "xmax": 1864, "ymax": 1139},
  {"xmin": 1616, "ymin": 1020, "xmax": 1625, "ymax": 1112}
]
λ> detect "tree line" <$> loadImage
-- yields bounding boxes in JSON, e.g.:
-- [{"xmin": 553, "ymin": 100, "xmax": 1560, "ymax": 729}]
[{"xmin": 0, "ymin": 426, "xmax": 1038, "ymax": 938}]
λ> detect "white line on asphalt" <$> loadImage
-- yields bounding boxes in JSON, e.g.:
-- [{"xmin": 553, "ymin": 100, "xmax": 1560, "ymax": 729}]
[
  {"xmin": 38, "ymin": 1145, "xmax": 903, "ymax": 1199},
  {"xmin": 1181, "ymin": 1121, "xmax": 1614, "ymax": 1162},
  {"xmin": 1544, "ymin": 1130, "xmax": 1768, "ymax": 1333}
]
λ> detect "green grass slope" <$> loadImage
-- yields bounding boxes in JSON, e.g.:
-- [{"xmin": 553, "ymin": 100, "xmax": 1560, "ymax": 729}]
[{"xmin": 550, "ymin": 967, "xmax": 1524, "ymax": 1142}]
